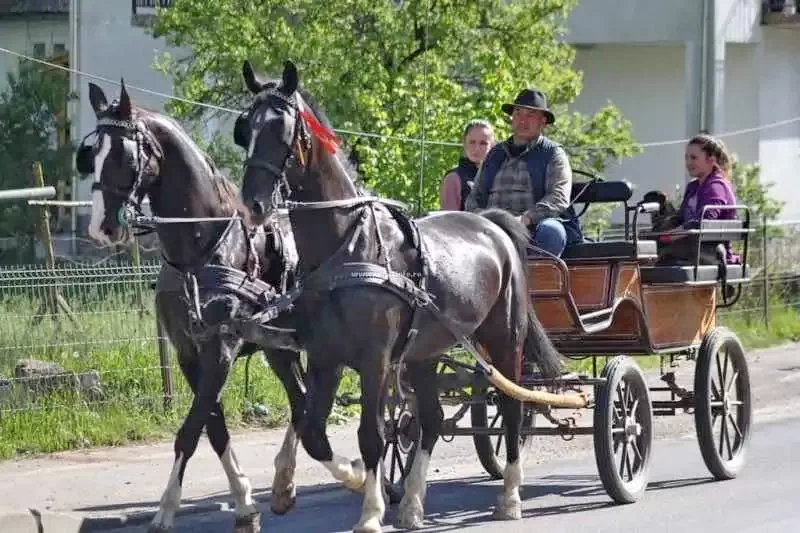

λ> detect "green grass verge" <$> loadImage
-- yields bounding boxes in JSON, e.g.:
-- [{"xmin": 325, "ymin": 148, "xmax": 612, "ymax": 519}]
[{"xmin": 0, "ymin": 281, "xmax": 796, "ymax": 460}]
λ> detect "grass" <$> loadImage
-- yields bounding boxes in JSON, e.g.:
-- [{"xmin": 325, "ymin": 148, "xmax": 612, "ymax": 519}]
[{"xmin": 0, "ymin": 264, "xmax": 797, "ymax": 460}]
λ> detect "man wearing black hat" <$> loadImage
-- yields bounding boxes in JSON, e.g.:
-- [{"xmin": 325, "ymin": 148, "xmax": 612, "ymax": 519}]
[{"xmin": 465, "ymin": 88, "xmax": 583, "ymax": 257}]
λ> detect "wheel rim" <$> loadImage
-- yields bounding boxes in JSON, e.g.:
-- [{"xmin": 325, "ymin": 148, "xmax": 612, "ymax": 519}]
[
  {"xmin": 610, "ymin": 376, "xmax": 648, "ymax": 486},
  {"xmin": 383, "ymin": 390, "xmax": 416, "ymax": 486},
  {"xmin": 707, "ymin": 344, "xmax": 748, "ymax": 464}
]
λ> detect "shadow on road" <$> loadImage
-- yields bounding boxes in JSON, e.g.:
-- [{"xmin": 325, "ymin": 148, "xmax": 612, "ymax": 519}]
[{"xmin": 73, "ymin": 473, "xmax": 721, "ymax": 532}]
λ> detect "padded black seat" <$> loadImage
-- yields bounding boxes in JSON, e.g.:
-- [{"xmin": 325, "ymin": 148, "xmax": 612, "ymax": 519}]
[
  {"xmin": 560, "ymin": 240, "xmax": 658, "ymax": 261},
  {"xmin": 641, "ymin": 264, "xmax": 748, "ymax": 284}
]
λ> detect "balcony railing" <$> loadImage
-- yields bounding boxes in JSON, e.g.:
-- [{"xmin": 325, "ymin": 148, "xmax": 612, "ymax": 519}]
[
  {"xmin": 762, "ymin": 0, "xmax": 800, "ymax": 26},
  {"xmin": 131, "ymin": 0, "xmax": 173, "ymax": 26}
]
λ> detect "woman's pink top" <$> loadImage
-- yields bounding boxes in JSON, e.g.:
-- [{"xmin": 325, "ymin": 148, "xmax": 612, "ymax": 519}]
[{"xmin": 440, "ymin": 172, "xmax": 463, "ymax": 211}]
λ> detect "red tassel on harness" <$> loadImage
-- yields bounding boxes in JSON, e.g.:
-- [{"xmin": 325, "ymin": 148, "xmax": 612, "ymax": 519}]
[{"xmin": 298, "ymin": 109, "xmax": 342, "ymax": 154}]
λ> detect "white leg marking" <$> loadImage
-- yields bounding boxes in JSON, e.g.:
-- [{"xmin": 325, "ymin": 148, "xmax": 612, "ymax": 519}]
[
  {"xmin": 396, "ymin": 450, "xmax": 431, "ymax": 529},
  {"xmin": 88, "ymin": 134, "xmax": 112, "ymax": 247},
  {"xmin": 494, "ymin": 459, "xmax": 523, "ymax": 521},
  {"xmin": 271, "ymin": 426, "xmax": 298, "ymax": 513},
  {"xmin": 322, "ymin": 453, "xmax": 366, "ymax": 492},
  {"xmin": 150, "ymin": 452, "xmax": 185, "ymax": 530},
  {"xmin": 354, "ymin": 468, "xmax": 385, "ymax": 533},
  {"xmin": 220, "ymin": 442, "xmax": 257, "ymax": 518}
]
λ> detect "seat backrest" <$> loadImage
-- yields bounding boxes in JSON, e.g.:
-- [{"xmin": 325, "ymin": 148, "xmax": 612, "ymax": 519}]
[{"xmin": 570, "ymin": 179, "xmax": 633, "ymax": 204}]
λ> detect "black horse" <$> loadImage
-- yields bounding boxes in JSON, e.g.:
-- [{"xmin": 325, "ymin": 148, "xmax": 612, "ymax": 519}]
[
  {"xmin": 234, "ymin": 60, "xmax": 564, "ymax": 532},
  {"xmin": 80, "ymin": 81, "xmax": 308, "ymax": 533}
]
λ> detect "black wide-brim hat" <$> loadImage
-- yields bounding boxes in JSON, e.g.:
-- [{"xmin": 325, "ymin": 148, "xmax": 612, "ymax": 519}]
[{"xmin": 501, "ymin": 88, "xmax": 555, "ymax": 125}]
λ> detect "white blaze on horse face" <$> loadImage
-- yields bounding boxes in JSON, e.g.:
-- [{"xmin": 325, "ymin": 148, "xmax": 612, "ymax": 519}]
[{"xmin": 88, "ymin": 134, "xmax": 112, "ymax": 246}]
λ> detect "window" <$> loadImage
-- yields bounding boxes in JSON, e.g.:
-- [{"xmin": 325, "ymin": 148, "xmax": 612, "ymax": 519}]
[
  {"xmin": 33, "ymin": 42, "xmax": 45, "ymax": 58},
  {"xmin": 53, "ymin": 43, "xmax": 66, "ymax": 56}
]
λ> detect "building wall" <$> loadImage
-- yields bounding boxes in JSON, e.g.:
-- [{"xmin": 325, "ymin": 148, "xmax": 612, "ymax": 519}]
[
  {"xmin": 757, "ymin": 27, "xmax": 800, "ymax": 222},
  {"xmin": 570, "ymin": 44, "xmax": 688, "ymax": 209},
  {"xmin": 565, "ymin": 0, "xmax": 703, "ymax": 44},
  {"xmin": 0, "ymin": 17, "xmax": 68, "ymax": 92},
  {"xmin": 74, "ymin": 0, "xmax": 190, "ymax": 220}
]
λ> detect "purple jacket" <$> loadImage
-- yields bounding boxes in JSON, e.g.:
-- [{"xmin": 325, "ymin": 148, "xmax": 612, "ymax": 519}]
[{"xmin": 677, "ymin": 171, "xmax": 741, "ymax": 263}]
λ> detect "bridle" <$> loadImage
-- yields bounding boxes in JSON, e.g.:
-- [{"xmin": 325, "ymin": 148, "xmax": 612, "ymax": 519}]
[
  {"xmin": 238, "ymin": 87, "xmax": 312, "ymax": 208},
  {"xmin": 79, "ymin": 115, "xmax": 162, "ymax": 234}
]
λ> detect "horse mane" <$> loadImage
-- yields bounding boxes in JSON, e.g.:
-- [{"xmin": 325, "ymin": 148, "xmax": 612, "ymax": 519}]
[
  {"xmin": 253, "ymin": 78, "xmax": 374, "ymax": 196},
  {"xmin": 293, "ymin": 87, "xmax": 375, "ymax": 196}
]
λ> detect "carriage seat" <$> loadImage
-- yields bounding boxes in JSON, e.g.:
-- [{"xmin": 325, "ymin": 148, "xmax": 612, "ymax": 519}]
[
  {"xmin": 641, "ymin": 263, "xmax": 748, "ymax": 284},
  {"xmin": 560, "ymin": 240, "xmax": 658, "ymax": 261}
]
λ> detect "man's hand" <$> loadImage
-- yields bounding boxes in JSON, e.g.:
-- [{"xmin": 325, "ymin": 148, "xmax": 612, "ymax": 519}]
[{"xmin": 519, "ymin": 213, "xmax": 532, "ymax": 227}]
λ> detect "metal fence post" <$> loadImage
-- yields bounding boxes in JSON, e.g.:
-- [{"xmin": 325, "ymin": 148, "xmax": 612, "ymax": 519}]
[{"xmin": 762, "ymin": 215, "xmax": 769, "ymax": 327}]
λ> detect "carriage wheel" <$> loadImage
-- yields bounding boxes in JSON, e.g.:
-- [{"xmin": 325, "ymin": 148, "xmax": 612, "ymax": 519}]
[
  {"xmin": 382, "ymin": 379, "xmax": 418, "ymax": 504},
  {"xmin": 593, "ymin": 356, "xmax": 653, "ymax": 504},
  {"xmin": 694, "ymin": 327, "xmax": 752, "ymax": 480},
  {"xmin": 471, "ymin": 376, "xmax": 536, "ymax": 480}
]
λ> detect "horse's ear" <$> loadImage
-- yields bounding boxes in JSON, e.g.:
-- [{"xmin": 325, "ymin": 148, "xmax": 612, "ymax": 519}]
[
  {"xmin": 118, "ymin": 78, "xmax": 132, "ymax": 120},
  {"xmin": 242, "ymin": 60, "xmax": 264, "ymax": 94},
  {"xmin": 88, "ymin": 82, "xmax": 108, "ymax": 117},
  {"xmin": 280, "ymin": 60, "xmax": 298, "ymax": 95}
]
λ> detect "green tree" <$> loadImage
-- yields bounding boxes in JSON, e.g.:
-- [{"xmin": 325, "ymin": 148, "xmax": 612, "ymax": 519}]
[
  {"xmin": 152, "ymin": 0, "xmax": 640, "ymax": 212},
  {"xmin": 0, "ymin": 59, "xmax": 74, "ymax": 248},
  {"xmin": 728, "ymin": 158, "xmax": 782, "ymax": 224}
]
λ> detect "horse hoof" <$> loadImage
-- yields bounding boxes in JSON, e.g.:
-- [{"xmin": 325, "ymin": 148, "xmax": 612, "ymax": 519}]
[
  {"xmin": 343, "ymin": 458, "xmax": 367, "ymax": 493},
  {"xmin": 352, "ymin": 517, "xmax": 382, "ymax": 533},
  {"xmin": 270, "ymin": 489, "xmax": 296, "ymax": 515},
  {"xmin": 395, "ymin": 500, "xmax": 425, "ymax": 530},
  {"xmin": 233, "ymin": 512, "xmax": 261, "ymax": 533},
  {"xmin": 492, "ymin": 499, "xmax": 522, "ymax": 521}
]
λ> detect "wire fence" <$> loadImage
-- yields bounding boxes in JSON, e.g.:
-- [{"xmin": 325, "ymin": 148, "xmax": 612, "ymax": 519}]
[{"xmin": 0, "ymin": 209, "xmax": 798, "ymax": 453}]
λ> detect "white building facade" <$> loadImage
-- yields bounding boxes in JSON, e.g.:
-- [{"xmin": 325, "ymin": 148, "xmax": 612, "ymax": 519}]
[{"xmin": 564, "ymin": 0, "xmax": 800, "ymax": 222}]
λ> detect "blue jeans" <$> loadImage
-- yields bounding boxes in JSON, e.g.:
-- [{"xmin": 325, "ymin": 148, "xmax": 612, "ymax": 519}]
[{"xmin": 530, "ymin": 218, "xmax": 581, "ymax": 257}]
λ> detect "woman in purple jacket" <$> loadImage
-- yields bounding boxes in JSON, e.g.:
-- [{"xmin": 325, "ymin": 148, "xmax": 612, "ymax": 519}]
[{"xmin": 658, "ymin": 134, "xmax": 741, "ymax": 265}]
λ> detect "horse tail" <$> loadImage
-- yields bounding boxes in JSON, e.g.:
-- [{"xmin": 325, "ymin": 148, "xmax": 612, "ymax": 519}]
[{"xmin": 478, "ymin": 208, "xmax": 564, "ymax": 380}]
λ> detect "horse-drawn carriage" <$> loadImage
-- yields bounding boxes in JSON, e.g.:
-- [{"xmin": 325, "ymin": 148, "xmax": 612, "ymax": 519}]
[
  {"xmin": 82, "ymin": 63, "xmax": 755, "ymax": 532},
  {"xmin": 377, "ymin": 173, "xmax": 753, "ymax": 505}
]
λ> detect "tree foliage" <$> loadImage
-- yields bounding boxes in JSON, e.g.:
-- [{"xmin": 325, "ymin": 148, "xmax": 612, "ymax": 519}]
[
  {"xmin": 0, "ymin": 59, "xmax": 74, "ymax": 243},
  {"xmin": 152, "ymin": 0, "xmax": 640, "ymax": 211}
]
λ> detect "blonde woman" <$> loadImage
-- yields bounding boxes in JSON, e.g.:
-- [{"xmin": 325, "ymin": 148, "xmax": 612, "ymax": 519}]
[{"xmin": 439, "ymin": 119, "xmax": 495, "ymax": 211}]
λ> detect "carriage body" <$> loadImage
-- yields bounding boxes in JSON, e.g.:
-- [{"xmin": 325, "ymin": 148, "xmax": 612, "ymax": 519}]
[{"xmin": 381, "ymin": 174, "xmax": 754, "ymax": 507}]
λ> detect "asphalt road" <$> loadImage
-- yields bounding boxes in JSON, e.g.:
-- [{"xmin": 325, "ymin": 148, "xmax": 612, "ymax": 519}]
[
  {"xmin": 101, "ymin": 415, "xmax": 800, "ymax": 533},
  {"xmin": 1, "ymin": 342, "xmax": 798, "ymax": 533}
]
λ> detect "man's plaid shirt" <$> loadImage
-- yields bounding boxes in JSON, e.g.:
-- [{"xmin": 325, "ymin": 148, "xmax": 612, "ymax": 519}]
[{"xmin": 465, "ymin": 135, "xmax": 572, "ymax": 224}]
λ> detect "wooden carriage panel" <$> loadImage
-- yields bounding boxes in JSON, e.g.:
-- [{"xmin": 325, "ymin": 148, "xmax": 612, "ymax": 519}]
[
  {"xmin": 567, "ymin": 264, "xmax": 611, "ymax": 311},
  {"xmin": 531, "ymin": 298, "xmax": 578, "ymax": 332},
  {"xmin": 601, "ymin": 299, "xmax": 644, "ymax": 338},
  {"xmin": 527, "ymin": 261, "xmax": 563, "ymax": 294},
  {"xmin": 642, "ymin": 285, "xmax": 716, "ymax": 349},
  {"xmin": 615, "ymin": 263, "xmax": 642, "ymax": 303}
]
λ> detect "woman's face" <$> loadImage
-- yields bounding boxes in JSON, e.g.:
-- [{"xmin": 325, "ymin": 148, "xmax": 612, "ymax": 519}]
[
  {"xmin": 464, "ymin": 126, "xmax": 493, "ymax": 165},
  {"xmin": 685, "ymin": 143, "xmax": 716, "ymax": 178}
]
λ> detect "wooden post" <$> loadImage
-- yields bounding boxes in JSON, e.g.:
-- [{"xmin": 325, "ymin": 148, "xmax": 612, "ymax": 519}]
[
  {"xmin": 32, "ymin": 162, "xmax": 58, "ymax": 320},
  {"xmin": 130, "ymin": 235, "xmax": 144, "ymax": 312},
  {"xmin": 56, "ymin": 179, "xmax": 66, "ymax": 232},
  {"xmin": 156, "ymin": 308, "xmax": 174, "ymax": 412},
  {"xmin": 762, "ymin": 216, "xmax": 770, "ymax": 328},
  {"xmin": 31, "ymin": 162, "xmax": 77, "ymax": 325}
]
